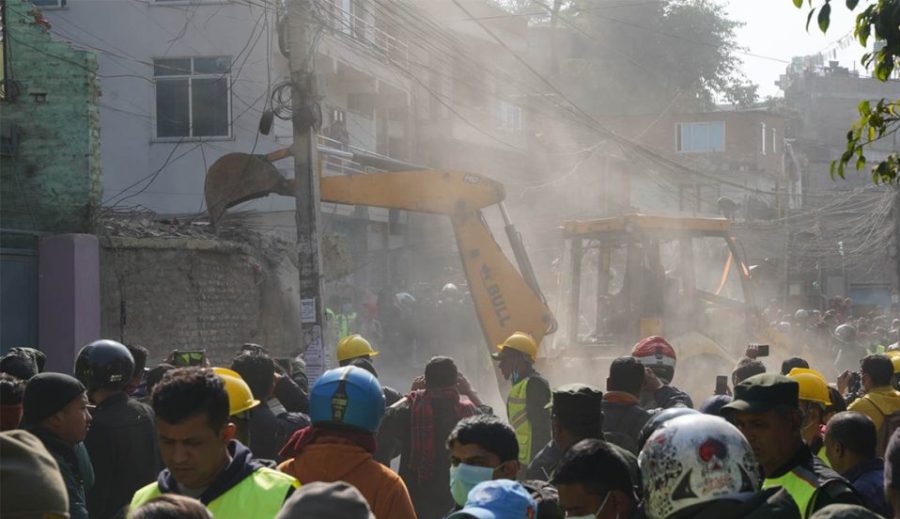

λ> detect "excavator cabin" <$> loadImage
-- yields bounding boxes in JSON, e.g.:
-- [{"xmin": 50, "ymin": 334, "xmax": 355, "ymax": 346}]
[{"xmin": 557, "ymin": 214, "xmax": 756, "ymax": 357}]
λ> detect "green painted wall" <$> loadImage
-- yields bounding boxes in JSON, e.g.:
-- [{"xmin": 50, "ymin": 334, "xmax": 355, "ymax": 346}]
[{"xmin": 1, "ymin": 0, "xmax": 101, "ymax": 233}]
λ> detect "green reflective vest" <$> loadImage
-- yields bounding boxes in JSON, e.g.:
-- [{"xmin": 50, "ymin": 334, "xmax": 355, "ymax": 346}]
[
  {"xmin": 868, "ymin": 344, "xmax": 887, "ymax": 355},
  {"xmin": 763, "ymin": 467, "xmax": 819, "ymax": 518},
  {"xmin": 816, "ymin": 445, "xmax": 831, "ymax": 467},
  {"xmin": 507, "ymin": 378, "xmax": 533, "ymax": 465},
  {"xmin": 129, "ymin": 467, "xmax": 298, "ymax": 519}
]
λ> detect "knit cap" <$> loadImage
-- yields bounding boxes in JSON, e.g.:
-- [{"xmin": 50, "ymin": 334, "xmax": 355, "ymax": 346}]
[
  {"xmin": 0, "ymin": 429, "xmax": 69, "ymax": 517},
  {"xmin": 22, "ymin": 373, "xmax": 86, "ymax": 426}
]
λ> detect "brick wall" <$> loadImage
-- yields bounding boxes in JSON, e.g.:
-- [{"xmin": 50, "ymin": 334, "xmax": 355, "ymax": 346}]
[
  {"xmin": 1, "ymin": 0, "xmax": 101, "ymax": 233},
  {"xmin": 100, "ymin": 237, "xmax": 302, "ymax": 366}
]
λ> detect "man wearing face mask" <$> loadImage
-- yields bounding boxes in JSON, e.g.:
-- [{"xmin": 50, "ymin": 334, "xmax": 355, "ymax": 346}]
[
  {"xmin": 492, "ymin": 332, "xmax": 551, "ymax": 468},
  {"xmin": 551, "ymin": 439, "xmax": 636, "ymax": 519},
  {"xmin": 446, "ymin": 415, "xmax": 521, "ymax": 512}
]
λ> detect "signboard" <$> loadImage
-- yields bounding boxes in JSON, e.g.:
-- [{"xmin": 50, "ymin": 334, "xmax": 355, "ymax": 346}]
[
  {"xmin": 301, "ymin": 298, "xmax": 316, "ymax": 324},
  {"xmin": 303, "ymin": 328, "xmax": 326, "ymax": 384}
]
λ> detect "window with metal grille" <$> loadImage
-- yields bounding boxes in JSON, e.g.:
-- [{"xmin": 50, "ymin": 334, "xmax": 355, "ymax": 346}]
[{"xmin": 153, "ymin": 56, "xmax": 231, "ymax": 139}]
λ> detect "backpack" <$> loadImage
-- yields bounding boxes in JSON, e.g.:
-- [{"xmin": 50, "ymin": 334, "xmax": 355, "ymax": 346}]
[{"xmin": 863, "ymin": 395, "xmax": 900, "ymax": 456}]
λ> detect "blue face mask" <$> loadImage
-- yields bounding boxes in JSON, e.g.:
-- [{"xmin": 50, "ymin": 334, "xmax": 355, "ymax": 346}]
[{"xmin": 449, "ymin": 463, "xmax": 496, "ymax": 506}]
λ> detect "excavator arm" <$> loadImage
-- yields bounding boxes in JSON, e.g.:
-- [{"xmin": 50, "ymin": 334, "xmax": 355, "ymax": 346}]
[{"xmin": 205, "ymin": 151, "xmax": 556, "ymax": 351}]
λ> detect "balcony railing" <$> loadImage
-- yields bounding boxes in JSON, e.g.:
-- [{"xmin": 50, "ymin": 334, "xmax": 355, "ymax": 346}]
[
  {"xmin": 317, "ymin": 135, "xmax": 386, "ymax": 177},
  {"xmin": 327, "ymin": 2, "xmax": 409, "ymax": 69}
]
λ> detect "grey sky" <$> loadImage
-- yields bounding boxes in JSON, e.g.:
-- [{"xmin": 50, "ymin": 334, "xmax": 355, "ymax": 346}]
[{"xmin": 726, "ymin": 0, "xmax": 861, "ymax": 98}]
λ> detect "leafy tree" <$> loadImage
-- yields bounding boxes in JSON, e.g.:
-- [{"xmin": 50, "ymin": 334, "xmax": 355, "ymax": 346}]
[
  {"xmin": 498, "ymin": 0, "xmax": 757, "ymax": 114},
  {"xmin": 567, "ymin": 0, "xmax": 757, "ymax": 113},
  {"xmin": 793, "ymin": 0, "xmax": 900, "ymax": 184}
]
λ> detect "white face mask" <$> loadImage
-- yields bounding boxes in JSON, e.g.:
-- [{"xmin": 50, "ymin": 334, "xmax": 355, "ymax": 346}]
[{"xmin": 566, "ymin": 491, "xmax": 617, "ymax": 519}]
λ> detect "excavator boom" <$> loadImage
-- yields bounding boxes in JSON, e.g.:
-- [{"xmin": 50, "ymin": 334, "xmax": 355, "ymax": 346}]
[{"xmin": 204, "ymin": 151, "xmax": 556, "ymax": 351}]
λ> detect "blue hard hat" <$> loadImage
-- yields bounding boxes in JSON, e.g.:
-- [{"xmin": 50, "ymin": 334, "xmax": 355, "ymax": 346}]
[
  {"xmin": 446, "ymin": 480, "xmax": 537, "ymax": 519},
  {"xmin": 310, "ymin": 366, "xmax": 385, "ymax": 432}
]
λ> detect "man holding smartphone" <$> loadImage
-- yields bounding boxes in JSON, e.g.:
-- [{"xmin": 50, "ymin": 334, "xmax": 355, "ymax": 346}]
[{"xmin": 631, "ymin": 336, "xmax": 693, "ymax": 410}]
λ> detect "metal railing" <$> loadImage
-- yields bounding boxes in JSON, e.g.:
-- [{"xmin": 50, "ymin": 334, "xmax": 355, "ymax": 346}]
[
  {"xmin": 327, "ymin": 2, "xmax": 409, "ymax": 68},
  {"xmin": 317, "ymin": 135, "xmax": 386, "ymax": 177}
]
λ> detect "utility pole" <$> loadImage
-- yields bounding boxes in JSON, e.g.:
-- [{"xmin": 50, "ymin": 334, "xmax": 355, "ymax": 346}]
[
  {"xmin": 288, "ymin": 0, "xmax": 326, "ymax": 382},
  {"xmin": 893, "ymin": 186, "xmax": 900, "ymax": 311}
]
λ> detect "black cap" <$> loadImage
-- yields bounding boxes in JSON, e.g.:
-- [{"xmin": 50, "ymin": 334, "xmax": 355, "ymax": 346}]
[
  {"xmin": 424, "ymin": 356, "xmax": 457, "ymax": 389},
  {"xmin": 0, "ymin": 348, "xmax": 46, "ymax": 381},
  {"xmin": 546, "ymin": 383, "xmax": 603, "ymax": 416},
  {"xmin": 22, "ymin": 373, "xmax": 86, "ymax": 426},
  {"xmin": 721, "ymin": 373, "xmax": 798, "ymax": 414}
]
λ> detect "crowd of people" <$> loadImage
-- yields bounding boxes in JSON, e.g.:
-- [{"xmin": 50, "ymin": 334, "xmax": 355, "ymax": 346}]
[{"xmin": 2, "ymin": 309, "xmax": 900, "ymax": 519}]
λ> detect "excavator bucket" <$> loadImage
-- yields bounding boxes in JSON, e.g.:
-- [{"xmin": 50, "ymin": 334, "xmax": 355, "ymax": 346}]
[{"xmin": 205, "ymin": 152, "xmax": 294, "ymax": 226}]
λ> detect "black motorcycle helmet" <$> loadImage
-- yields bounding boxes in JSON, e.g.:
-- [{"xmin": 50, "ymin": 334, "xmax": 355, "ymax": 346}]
[
  {"xmin": 75, "ymin": 340, "xmax": 135, "ymax": 393},
  {"xmin": 637, "ymin": 406, "xmax": 701, "ymax": 451}
]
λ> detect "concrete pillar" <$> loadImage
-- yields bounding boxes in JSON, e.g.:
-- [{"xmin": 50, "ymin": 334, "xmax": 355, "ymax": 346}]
[{"xmin": 38, "ymin": 234, "xmax": 100, "ymax": 374}]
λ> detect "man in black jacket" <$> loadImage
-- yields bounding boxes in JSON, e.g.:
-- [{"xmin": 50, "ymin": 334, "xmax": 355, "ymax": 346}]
[
  {"xmin": 602, "ymin": 357, "xmax": 652, "ymax": 455},
  {"xmin": 724, "ymin": 374, "xmax": 862, "ymax": 517},
  {"xmin": 76, "ymin": 340, "xmax": 162, "ymax": 519},
  {"xmin": 526, "ymin": 384, "xmax": 640, "ymax": 488},
  {"xmin": 231, "ymin": 350, "xmax": 310, "ymax": 461},
  {"xmin": 22, "ymin": 372, "xmax": 93, "ymax": 519}
]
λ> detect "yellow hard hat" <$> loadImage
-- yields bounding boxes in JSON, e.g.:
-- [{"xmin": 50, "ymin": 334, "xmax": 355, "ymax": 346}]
[
  {"xmin": 493, "ymin": 331, "xmax": 538, "ymax": 362},
  {"xmin": 885, "ymin": 351, "xmax": 900, "ymax": 373},
  {"xmin": 336, "ymin": 334, "xmax": 378, "ymax": 363},
  {"xmin": 787, "ymin": 367, "xmax": 831, "ymax": 406},
  {"xmin": 213, "ymin": 367, "xmax": 261, "ymax": 416}
]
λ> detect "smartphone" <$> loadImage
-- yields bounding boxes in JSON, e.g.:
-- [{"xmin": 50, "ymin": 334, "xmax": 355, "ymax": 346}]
[
  {"xmin": 715, "ymin": 375, "xmax": 729, "ymax": 395},
  {"xmin": 756, "ymin": 344, "xmax": 770, "ymax": 357},
  {"xmin": 171, "ymin": 350, "xmax": 207, "ymax": 367}
]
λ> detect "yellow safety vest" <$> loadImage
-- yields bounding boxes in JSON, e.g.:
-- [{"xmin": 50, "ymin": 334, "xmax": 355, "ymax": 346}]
[
  {"xmin": 129, "ymin": 467, "xmax": 298, "ymax": 519},
  {"xmin": 507, "ymin": 378, "xmax": 533, "ymax": 465},
  {"xmin": 816, "ymin": 445, "xmax": 831, "ymax": 467},
  {"xmin": 763, "ymin": 467, "xmax": 819, "ymax": 518}
]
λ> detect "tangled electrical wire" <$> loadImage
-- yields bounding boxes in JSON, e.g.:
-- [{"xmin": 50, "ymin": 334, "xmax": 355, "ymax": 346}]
[{"xmin": 271, "ymin": 80, "xmax": 294, "ymax": 120}]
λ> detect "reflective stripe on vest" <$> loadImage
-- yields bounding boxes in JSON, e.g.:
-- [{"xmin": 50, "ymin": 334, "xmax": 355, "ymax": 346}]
[
  {"xmin": 129, "ymin": 468, "xmax": 298, "ymax": 519},
  {"xmin": 507, "ymin": 378, "xmax": 533, "ymax": 465},
  {"xmin": 763, "ymin": 467, "xmax": 819, "ymax": 518}
]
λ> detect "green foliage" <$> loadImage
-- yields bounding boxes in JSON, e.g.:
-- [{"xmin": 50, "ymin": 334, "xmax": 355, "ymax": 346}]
[
  {"xmin": 549, "ymin": 0, "xmax": 757, "ymax": 113},
  {"xmin": 831, "ymin": 98, "xmax": 900, "ymax": 184},
  {"xmin": 794, "ymin": 0, "xmax": 900, "ymax": 183}
]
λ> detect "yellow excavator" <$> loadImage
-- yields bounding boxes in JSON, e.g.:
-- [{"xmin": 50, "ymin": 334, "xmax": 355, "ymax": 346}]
[
  {"xmin": 547, "ymin": 214, "xmax": 799, "ymax": 401},
  {"xmin": 204, "ymin": 146, "xmax": 557, "ymax": 363}
]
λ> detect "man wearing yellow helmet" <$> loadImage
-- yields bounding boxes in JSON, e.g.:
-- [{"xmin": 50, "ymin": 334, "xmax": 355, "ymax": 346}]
[
  {"xmin": 213, "ymin": 367, "xmax": 260, "ymax": 446},
  {"xmin": 492, "ymin": 332, "xmax": 551, "ymax": 468},
  {"xmin": 787, "ymin": 368, "xmax": 832, "ymax": 466},
  {"xmin": 231, "ymin": 351, "xmax": 311, "ymax": 462},
  {"xmin": 337, "ymin": 335, "xmax": 379, "ymax": 366}
]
